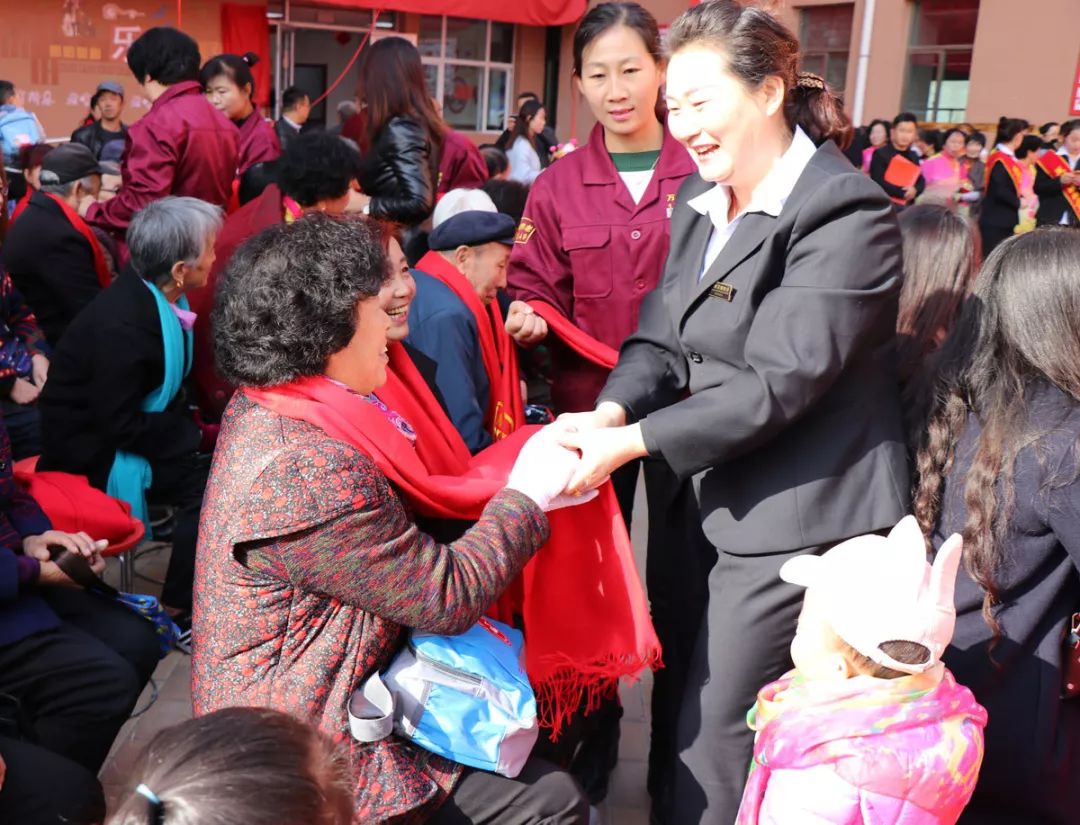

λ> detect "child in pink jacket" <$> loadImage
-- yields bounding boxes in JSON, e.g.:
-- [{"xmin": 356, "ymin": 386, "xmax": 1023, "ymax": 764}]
[{"xmin": 736, "ymin": 516, "xmax": 987, "ymax": 825}]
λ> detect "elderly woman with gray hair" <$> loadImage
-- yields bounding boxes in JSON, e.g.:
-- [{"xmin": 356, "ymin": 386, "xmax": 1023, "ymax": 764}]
[{"xmin": 39, "ymin": 196, "xmax": 222, "ymax": 627}]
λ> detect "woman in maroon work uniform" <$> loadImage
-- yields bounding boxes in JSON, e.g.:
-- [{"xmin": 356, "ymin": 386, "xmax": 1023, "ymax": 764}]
[
  {"xmin": 82, "ymin": 27, "xmax": 238, "ymax": 235},
  {"xmin": 200, "ymin": 53, "xmax": 281, "ymax": 190},
  {"xmin": 505, "ymin": 3, "xmax": 707, "ymax": 815}
]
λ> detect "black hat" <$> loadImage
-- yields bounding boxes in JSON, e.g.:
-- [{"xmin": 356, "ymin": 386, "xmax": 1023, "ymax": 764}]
[
  {"xmin": 39, "ymin": 143, "xmax": 103, "ymax": 185},
  {"xmin": 428, "ymin": 210, "xmax": 516, "ymax": 251}
]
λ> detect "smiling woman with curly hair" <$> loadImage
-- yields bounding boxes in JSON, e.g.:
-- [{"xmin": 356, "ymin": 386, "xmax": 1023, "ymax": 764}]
[{"xmin": 195, "ymin": 213, "xmax": 590, "ymax": 825}]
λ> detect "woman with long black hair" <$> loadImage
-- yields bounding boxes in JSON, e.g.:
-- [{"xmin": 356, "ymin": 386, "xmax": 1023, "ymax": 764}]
[
  {"xmin": 348, "ymin": 37, "xmax": 443, "ymax": 228},
  {"xmin": 911, "ymin": 228, "xmax": 1080, "ymax": 824},
  {"xmin": 505, "ymin": 99, "xmax": 547, "ymax": 185}
]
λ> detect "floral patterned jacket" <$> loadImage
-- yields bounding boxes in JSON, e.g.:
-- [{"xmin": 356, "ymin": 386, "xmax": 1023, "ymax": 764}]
[{"xmin": 192, "ymin": 393, "xmax": 548, "ymax": 823}]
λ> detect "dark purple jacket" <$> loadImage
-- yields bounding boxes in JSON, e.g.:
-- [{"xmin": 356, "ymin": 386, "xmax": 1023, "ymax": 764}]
[
  {"xmin": 0, "ymin": 414, "xmax": 56, "ymax": 648},
  {"xmin": 86, "ymin": 81, "xmax": 239, "ymax": 234}
]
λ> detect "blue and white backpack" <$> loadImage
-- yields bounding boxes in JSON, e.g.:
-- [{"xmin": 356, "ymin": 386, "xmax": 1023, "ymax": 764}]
[
  {"xmin": 0, "ymin": 107, "xmax": 43, "ymax": 169},
  {"xmin": 349, "ymin": 617, "xmax": 538, "ymax": 778}
]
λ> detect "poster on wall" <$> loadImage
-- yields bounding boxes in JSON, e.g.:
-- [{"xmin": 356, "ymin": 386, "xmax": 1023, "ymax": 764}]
[
  {"xmin": 1071, "ymin": 53, "xmax": 1080, "ymax": 117},
  {"xmin": 0, "ymin": 1, "xmax": 221, "ymax": 138}
]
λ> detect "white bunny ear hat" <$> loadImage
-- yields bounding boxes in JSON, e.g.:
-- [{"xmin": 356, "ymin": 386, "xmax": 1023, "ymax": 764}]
[{"xmin": 781, "ymin": 516, "xmax": 965, "ymax": 675}]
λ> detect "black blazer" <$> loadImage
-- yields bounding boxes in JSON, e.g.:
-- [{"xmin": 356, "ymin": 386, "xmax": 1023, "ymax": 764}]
[
  {"xmin": 1, "ymin": 192, "xmax": 108, "ymax": 347},
  {"xmin": 979, "ymin": 161, "xmax": 1022, "ymax": 231},
  {"xmin": 601, "ymin": 141, "xmax": 909, "ymax": 554},
  {"xmin": 38, "ymin": 268, "xmax": 200, "ymax": 490},
  {"xmin": 273, "ymin": 117, "xmax": 300, "ymax": 153},
  {"xmin": 356, "ymin": 116, "xmax": 436, "ymax": 227},
  {"xmin": 1033, "ymin": 154, "xmax": 1079, "ymax": 227},
  {"xmin": 869, "ymin": 144, "xmax": 925, "ymax": 203}
]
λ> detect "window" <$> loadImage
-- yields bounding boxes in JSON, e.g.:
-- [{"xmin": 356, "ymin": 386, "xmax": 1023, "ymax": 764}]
[
  {"xmin": 799, "ymin": 4, "xmax": 854, "ymax": 94},
  {"xmin": 902, "ymin": 0, "xmax": 979, "ymax": 121},
  {"xmin": 419, "ymin": 16, "xmax": 514, "ymax": 132}
]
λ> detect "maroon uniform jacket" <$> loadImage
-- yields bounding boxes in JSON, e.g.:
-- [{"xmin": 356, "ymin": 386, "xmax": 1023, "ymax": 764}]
[
  {"xmin": 187, "ymin": 184, "xmax": 284, "ymax": 419},
  {"xmin": 85, "ymin": 81, "xmax": 239, "ymax": 234},
  {"xmin": 438, "ymin": 129, "xmax": 489, "ymax": 195},
  {"xmin": 507, "ymin": 122, "xmax": 695, "ymax": 412},
  {"xmin": 235, "ymin": 110, "xmax": 281, "ymax": 175}
]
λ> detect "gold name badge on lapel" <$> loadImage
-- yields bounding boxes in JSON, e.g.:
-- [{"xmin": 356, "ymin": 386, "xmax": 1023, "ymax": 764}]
[
  {"xmin": 666, "ymin": 193, "xmax": 676, "ymax": 219},
  {"xmin": 709, "ymin": 282, "xmax": 735, "ymax": 302}
]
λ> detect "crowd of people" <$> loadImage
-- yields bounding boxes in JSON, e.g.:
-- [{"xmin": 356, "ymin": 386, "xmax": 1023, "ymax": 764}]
[{"xmin": 0, "ymin": 0, "xmax": 1078, "ymax": 823}]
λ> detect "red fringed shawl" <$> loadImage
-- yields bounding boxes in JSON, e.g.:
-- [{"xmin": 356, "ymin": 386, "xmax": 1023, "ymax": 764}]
[{"xmin": 246, "ymin": 351, "xmax": 659, "ymax": 734}]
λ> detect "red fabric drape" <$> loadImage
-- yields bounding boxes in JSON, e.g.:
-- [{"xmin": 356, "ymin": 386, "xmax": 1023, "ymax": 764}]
[
  {"xmin": 312, "ymin": 0, "xmax": 584, "ymax": 26},
  {"xmin": 221, "ymin": 4, "xmax": 271, "ymax": 109},
  {"xmin": 528, "ymin": 300, "xmax": 619, "ymax": 371},
  {"xmin": 41, "ymin": 193, "xmax": 111, "ymax": 288},
  {"xmin": 247, "ymin": 364, "xmax": 660, "ymax": 734}
]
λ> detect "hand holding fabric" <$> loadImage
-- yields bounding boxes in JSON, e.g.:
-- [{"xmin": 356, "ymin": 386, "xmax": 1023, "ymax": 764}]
[
  {"xmin": 506, "ymin": 426, "xmax": 595, "ymax": 511},
  {"xmin": 24, "ymin": 531, "xmax": 108, "ymax": 575},
  {"xmin": 505, "ymin": 301, "xmax": 549, "ymax": 347}
]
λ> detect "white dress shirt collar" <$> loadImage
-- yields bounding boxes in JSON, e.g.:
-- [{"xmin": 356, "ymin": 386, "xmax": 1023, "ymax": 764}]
[
  {"xmin": 687, "ymin": 127, "xmax": 817, "ymax": 279},
  {"xmin": 688, "ymin": 127, "xmax": 817, "ymax": 228}
]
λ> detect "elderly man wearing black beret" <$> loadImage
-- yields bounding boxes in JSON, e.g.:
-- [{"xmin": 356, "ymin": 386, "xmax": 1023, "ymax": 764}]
[{"xmin": 406, "ymin": 209, "xmax": 526, "ymax": 453}]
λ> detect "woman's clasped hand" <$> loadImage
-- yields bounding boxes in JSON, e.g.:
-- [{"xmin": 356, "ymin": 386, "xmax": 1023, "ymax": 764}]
[{"xmin": 505, "ymin": 426, "xmax": 598, "ymax": 512}]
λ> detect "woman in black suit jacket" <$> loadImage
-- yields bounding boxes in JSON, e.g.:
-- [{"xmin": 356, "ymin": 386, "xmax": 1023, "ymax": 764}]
[
  {"xmin": 557, "ymin": 4, "xmax": 909, "ymax": 824},
  {"xmin": 38, "ymin": 197, "xmax": 220, "ymax": 622},
  {"xmin": 1034, "ymin": 118, "xmax": 1080, "ymax": 227},
  {"xmin": 979, "ymin": 117, "xmax": 1029, "ymax": 253}
]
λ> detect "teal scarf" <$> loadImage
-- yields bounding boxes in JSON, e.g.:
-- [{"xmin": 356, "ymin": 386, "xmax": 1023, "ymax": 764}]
[{"xmin": 106, "ymin": 284, "xmax": 192, "ymax": 530}]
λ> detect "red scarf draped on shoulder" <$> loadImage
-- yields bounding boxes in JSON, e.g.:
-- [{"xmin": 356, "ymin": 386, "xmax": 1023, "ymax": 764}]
[
  {"xmin": 246, "ymin": 350, "xmax": 659, "ymax": 734},
  {"xmin": 415, "ymin": 251, "xmax": 524, "ymax": 441},
  {"xmin": 528, "ymin": 300, "xmax": 619, "ymax": 370},
  {"xmin": 986, "ymin": 150, "xmax": 1024, "ymax": 195},
  {"xmin": 9, "ymin": 190, "xmax": 31, "ymax": 223},
  {"xmin": 42, "ymin": 193, "xmax": 111, "ymax": 288},
  {"xmin": 1037, "ymin": 151, "xmax": 1080, "ymax": 223}
]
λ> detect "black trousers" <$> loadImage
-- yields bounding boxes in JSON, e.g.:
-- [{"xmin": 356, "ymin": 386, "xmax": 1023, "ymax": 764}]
[
  {"xmin": 0, "ymin": 735, "xmax": 106, "ymax": 825},
  {"xmin": 0, "ymin": 587, "xmax": 159, "ymax": 773},
  {"xmin": 663, "ymin": 543, "xmax": 824, "ymax": 825},
  {"xmin": 978, "ymin": 222, "xmax": 1014, "ymax": 256},
  {"xmin": 148, "ymin": 451, "xmax": 210, "ymax": 611},
  {"xmin": 429, "ymin": 756, "xmax": 589, "ymax": 824},
  {"xmin": 613, "ymin": 458, "xmax": 717, "ymax": 816}
]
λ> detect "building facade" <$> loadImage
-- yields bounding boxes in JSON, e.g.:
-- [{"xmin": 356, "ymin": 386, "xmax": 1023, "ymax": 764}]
[{"xmin": 3, "ymin": 0, "xmax": 1077, "ymax": 144}]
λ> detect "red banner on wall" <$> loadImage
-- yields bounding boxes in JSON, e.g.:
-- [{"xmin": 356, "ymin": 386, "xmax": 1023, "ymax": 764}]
[
  {"xmin": 1071, "ymin": 52, "xmax": 1080, "ymax": 116},
  {"xmin": 315, "ymin": 0, "xmax": 585, "ymax": 26},
  {"xmin": 221, "ymin": 3, "xmax": 271, "ymax": 109}
]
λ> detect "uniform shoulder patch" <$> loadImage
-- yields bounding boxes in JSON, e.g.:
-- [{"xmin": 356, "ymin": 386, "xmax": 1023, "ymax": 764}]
[{"xmin": 515, "ymin": 217, "xmax": 537, "ymax": 245}]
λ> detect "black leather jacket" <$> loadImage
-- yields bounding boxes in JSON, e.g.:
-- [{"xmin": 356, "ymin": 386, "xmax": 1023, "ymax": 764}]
[
  {"xmin": 356, "ymin": 116, "xmax": 436, "ymax": 227},
  {"xmin": 70, "ymin": 121, "xmax": 128, "ymax": 160}
]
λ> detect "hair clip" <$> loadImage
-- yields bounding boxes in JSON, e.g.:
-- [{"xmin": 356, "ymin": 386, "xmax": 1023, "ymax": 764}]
[
  {"xmin": 135, "ymin": 783, "xmax": 165, "ymax": 824},
  {"xmin": 796, "ymin": 72, "xmax": 827, "ymax": 91}
]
